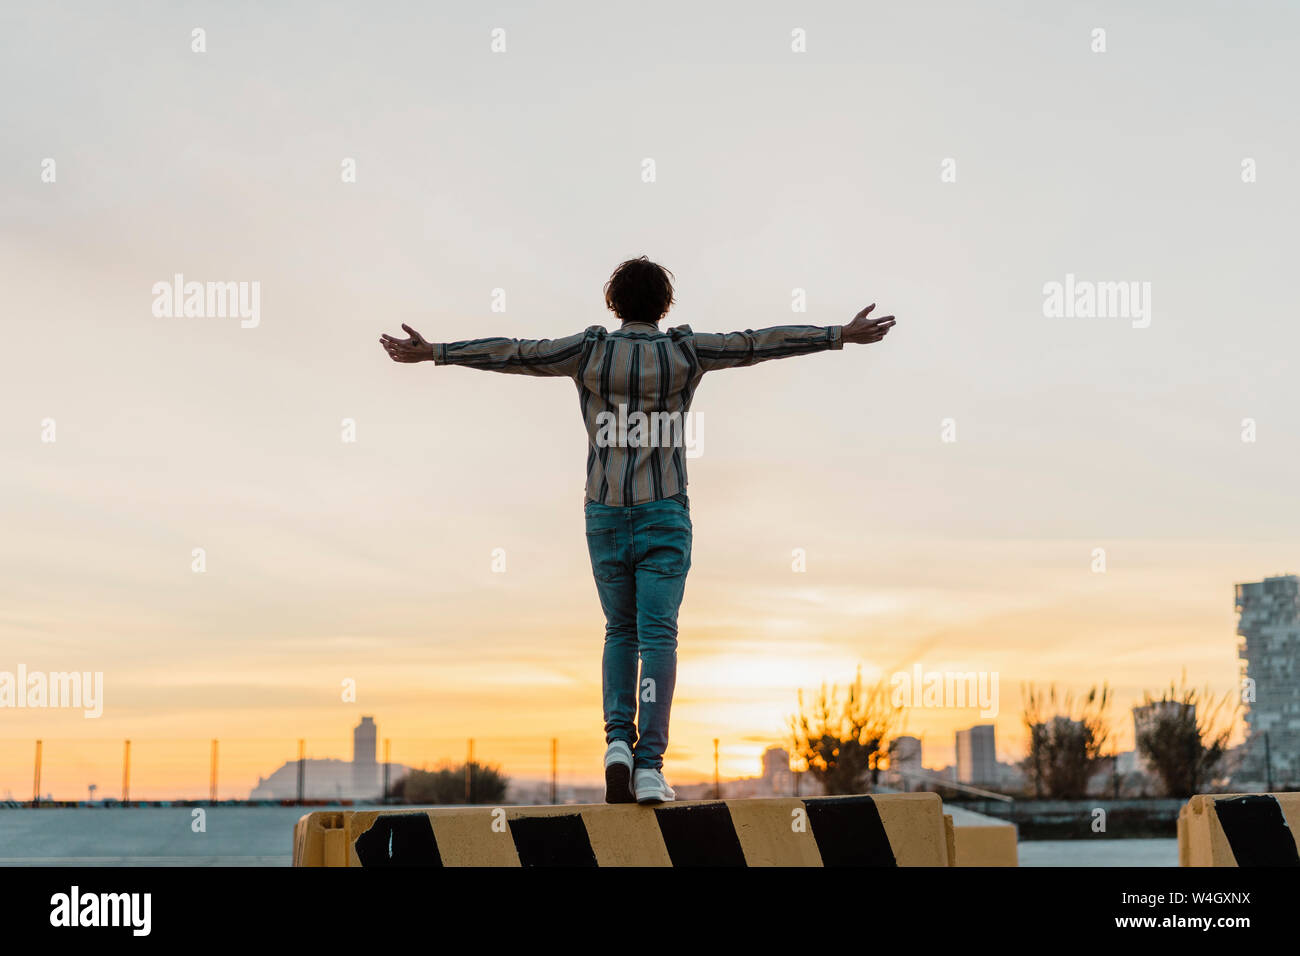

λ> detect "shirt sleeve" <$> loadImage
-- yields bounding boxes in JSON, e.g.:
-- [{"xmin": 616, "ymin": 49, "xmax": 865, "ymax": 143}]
[
  {"xmin": 691, "ymin": 325, "xmax": 843, "ymax": 372},
  {"xmin": 432, "ymin": 328, "xmax": 592, "ymax": 377}
]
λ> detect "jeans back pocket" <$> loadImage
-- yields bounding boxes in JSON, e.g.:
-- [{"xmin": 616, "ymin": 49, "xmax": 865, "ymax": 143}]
[
  {"xmin": 585, "ymin": 526, "xmax": 623, "ymax": 582},
  {"xmin": 641, "ymin": 523, "xmax": 692, "ymax": 576}
]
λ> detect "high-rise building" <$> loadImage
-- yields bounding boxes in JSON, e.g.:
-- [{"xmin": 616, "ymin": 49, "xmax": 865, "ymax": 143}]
[
  {"xmin": 1235, "ymin": 575, "xmax": 1300, "ymax": 785},
  {"xmin": 955, "ymin": 725, "xmax": 996, "ymax": 784},
  {"xmin": 759, "ymin": 746, "xmax": 795, "ymax": 795},
  {"xmin": 761, "ymin": 746, "xmax": 789, "ymax": 779},
  {"xmin": 351, "ymin": 716, "xmax": 379, "ymax": 794},
  {"xmin": 891, "ymin": 735, "xmax": 923, "ymax": 772}
]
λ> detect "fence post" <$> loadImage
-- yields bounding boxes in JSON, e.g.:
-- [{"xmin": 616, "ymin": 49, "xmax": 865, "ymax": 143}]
[
  {"xmin": 466, "ymin": 739, "xmax": 474, "ymax": 803},
  {"xmin": 210, "ymin": 739, "xmax": 219, "ymax": 802},
  {"xmin": 713, "ymin": 739, "xmax": 720, "ymax": 799},
  {"xmin": 383, "ymin": 738, "xmax": 391, "ymax": 802},
  {"xmin": 32, "ymin": 740, "xmax": 42, "ymax": 807}
]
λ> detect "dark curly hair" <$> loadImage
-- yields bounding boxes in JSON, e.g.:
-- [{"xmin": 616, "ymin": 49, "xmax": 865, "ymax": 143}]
[{"xmin": 604, "ymin": 256, "xmax": 675, "ymax": 324}]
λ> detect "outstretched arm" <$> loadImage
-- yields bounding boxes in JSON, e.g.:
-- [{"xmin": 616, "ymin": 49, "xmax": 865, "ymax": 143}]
[
  {"xmin": 693, "ymin": 304, "xmax": 894, "ymax": 372},
  {"xmin": 380, "ymin": 324, "xmax": 588, "ymax": 377}
]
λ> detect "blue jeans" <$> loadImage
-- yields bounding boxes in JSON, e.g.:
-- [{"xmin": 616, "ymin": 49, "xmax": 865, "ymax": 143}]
[{"xmin": 584, "ymin": 493, "xmax": 692, "ymax": 771}]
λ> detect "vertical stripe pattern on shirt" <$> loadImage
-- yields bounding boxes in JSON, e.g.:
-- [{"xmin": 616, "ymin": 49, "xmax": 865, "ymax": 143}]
[{"xmin": 432, "ymin": 322, "xmax": 843, "ymax": 505}]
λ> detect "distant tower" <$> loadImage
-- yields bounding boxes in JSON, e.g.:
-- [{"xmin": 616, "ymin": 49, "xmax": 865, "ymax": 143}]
[
  {"xmin": 760, "ymin": 746, "xmax": 794, "ymax": 795},
  {"xmin": 1235, "ymin": 576, "xmax": 1300, "ymax": 786},
  {"xmin": 352, "ymin": 716, "xmax": 378, "ymax": 796},
  {"xmin": 892, "ymin": 735, "xmax": 923, "ymax": 773},
  {"xmin": 761, "ymin": 746, "xmax": 788, "ymax": 778},
  {"xmin": 955, "ymin": 725, "xmax": 996, "ymax": 785}
]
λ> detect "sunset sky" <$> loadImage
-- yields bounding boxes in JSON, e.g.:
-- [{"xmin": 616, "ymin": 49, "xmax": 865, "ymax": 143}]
[{"xmin": 2, "ymin": 2, "xmax": 1298, "ymax": 799}]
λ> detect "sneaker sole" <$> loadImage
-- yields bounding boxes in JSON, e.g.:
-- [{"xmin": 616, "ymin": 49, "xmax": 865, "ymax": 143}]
[
  {"xmin": 635, "ymin": 790, "xmax": 674, "ymax": 805},
  {"xmin": 605, "ymin": 762, "xmax": 634, "ymax": 804}
]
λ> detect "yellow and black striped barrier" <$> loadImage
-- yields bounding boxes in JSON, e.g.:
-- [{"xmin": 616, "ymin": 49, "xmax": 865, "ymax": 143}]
[
  {"xmin": 1178, "ymin": 793, "xmax": 1300, "ymax": 866},
  {"xmin": 294, "ymin": 793, "xmax": 952, "ymax": 867},
  {"xmin": 944, "ymin": 808, "xmax": 1019, "ymax": 867}
]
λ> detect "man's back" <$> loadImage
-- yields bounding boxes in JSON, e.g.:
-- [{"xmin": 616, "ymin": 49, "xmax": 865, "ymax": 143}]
[{"xmin": 432, "ymin": 320, "xmax": 845, "ymax": 505}]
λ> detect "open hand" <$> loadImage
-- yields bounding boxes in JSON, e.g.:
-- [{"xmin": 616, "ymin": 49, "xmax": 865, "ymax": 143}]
[
  {"xmin": 380, "ymin": 324, "xmax": 435, "ymax": 363},
  {"xmin": 842, "ymin": 304, "xmax": 896, "ymax": 345}
]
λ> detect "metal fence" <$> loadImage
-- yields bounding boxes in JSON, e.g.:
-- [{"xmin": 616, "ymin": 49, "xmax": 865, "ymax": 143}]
[{"xmin": 1, "ymin": 735, "xmax": 783, "ymax": 805}]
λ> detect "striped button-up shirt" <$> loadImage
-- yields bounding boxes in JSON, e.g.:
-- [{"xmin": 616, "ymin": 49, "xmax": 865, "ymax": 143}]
[{"xmin": 434, "ymin": 322, "xmax": 844, "ymax": 505}]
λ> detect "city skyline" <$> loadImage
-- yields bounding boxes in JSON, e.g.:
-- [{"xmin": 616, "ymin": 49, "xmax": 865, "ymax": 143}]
[{"xmin": 2, "ymin": 571, "xmax": 1268, "ymax": 802}]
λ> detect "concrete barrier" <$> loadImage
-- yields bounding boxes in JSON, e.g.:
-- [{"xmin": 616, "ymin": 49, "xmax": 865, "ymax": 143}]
[
  {"xmin": 1179, "ymin": 793, "xmax": 1300, "ymax": 866},
  {"xmin": 945, "ymin": 806, "xmax": 1018, "ymax": 867},
  {"xmin": 294, "ymin": 793, "xmax": 952, "ymax": 867}
]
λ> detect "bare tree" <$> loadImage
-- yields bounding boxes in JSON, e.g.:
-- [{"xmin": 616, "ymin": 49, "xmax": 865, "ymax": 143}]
[
  {"xmin": 1135, "ymin": 678, "xmax": 1237, "ymax": 798},
  {"xmin": 790, "ymin": 669, "xmax": 901, "ymax": 795},
  {"xmin": 1021, "ymin": 684, "xmax": 1112, "ymax": 799}
]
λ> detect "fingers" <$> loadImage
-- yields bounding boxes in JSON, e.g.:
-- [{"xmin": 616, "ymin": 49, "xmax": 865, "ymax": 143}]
[
  {"xmin": 379, "ymin": 336, "xmax": 421, "ymax": 362},
  {"xmin": 864, "ymin": 317, "xmax": 895, "ymax": 342},
  {"xmin": 380, "ymin": 325, "xmax": 429, "ymax": 363},
  {"xmin": 844, "ymin": 314, "xmax": 896, "ymax": 344},
  {"xmin": 853, "ymin": 303, "xmax": 877, "ymax": 322},
  {"xmin": 855, "ymin": 317, "xmax": 895, "ymax": 340},
  {"xmin": 867, "ymin": 316, "xmax": 895, "ymax": 336}
]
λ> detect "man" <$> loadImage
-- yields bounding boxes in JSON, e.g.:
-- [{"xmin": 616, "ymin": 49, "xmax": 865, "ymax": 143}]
[{"xmin": 380, "ymin": 256, "xmax": 895, "ymax": 804}]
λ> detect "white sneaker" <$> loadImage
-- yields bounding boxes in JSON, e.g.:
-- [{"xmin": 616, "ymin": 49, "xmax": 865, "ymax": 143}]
[
  {"xmin": 604, "ymin": 741, "xmax": 634, "ymax": 804},
  {"xmin": 634, "ymin": 768, "xmax": 676, "ymax": 805}
]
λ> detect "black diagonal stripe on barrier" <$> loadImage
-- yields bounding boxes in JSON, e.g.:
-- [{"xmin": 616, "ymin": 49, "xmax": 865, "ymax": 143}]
[
  {"xmin": 508, "ymin": 814, "xmax": 598, "ymax": 867},
  {"xmin": 1214, "ymin": 795, "xmax": 1300, "ymax": 867},
  {"xmin": 802, "ymin": 795, "xmax": 897, "ymax": 866},
  {"xmin": 654, "ymin": 802, "xmax": 748, "ymax": 866},
  {"xmin": 354, "ymin": 812, "xmax": 443, "ymax": 867}
]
